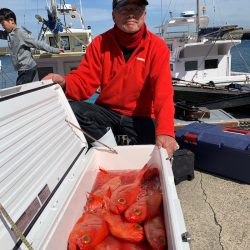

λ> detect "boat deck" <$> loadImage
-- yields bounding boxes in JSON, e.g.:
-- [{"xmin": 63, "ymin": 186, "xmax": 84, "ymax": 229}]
[
  {"xmin": 176, "ymin": 170, "xmax": 250, "ymax": 250},
  {"xmin": 174, "ymin": 109, "xmax": 239, "ymax": 131}
]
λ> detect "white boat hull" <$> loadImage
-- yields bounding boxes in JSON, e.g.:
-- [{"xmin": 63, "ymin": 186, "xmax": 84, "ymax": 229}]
[{"xmin": 34, "ymin": 52, "xmax": 84, "ymax": 79}]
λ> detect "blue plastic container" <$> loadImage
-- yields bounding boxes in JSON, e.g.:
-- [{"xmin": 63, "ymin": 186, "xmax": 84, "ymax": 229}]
[{"xmin": 176, "ymin": 122, "xmax": 250, "ymax": 183}]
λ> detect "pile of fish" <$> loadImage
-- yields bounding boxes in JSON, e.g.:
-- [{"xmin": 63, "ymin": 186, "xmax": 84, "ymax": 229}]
[{"xmin": 68, "ymin": 164, "xmax": 167, "ymax": 250}]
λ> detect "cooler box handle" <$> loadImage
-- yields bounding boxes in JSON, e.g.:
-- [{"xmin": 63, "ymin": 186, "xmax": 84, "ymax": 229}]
[
  {"xmin": 223, "ymin": 128, "xmax": 250, "ymax": 135},
  {"xmin": 183, "ymin": 132, "xmax": 198, "ymax": 145}
]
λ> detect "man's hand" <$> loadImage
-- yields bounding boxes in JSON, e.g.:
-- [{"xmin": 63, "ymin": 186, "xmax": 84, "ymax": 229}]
[
  {"xmin": 156, "ymin": 135, "xmax": 179, "ymax": 158},
  {"xmin": 42, "ymin": 73, "xmax": 66, "ymax": 89}
]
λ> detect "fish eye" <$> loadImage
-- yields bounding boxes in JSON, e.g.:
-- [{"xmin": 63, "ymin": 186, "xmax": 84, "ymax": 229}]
[
  {"xmin": 82, "ymin": 235, "xmax": 91, "ymax": 244},
  {"xmin": 117, "ymin": 198, "xmax": 127, "ymax": 204},
  {"xmin": 134, "ymin": 208, "xmax": 142, "ymax": 215}
]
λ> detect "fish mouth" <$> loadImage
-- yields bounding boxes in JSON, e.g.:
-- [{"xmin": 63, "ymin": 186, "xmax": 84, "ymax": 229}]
[
  {"xmin": 113, "ymin": 205, "xmax": 122, "ymax": 214},
  {"xmin": 128, "ymin": 216, "xmax": 138, "ymax": 222}
]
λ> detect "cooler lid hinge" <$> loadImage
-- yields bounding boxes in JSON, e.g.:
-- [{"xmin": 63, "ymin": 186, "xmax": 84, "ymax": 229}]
[{"xmin": 182, "ymin": 231, "xmax": 192, "ymax": 242}]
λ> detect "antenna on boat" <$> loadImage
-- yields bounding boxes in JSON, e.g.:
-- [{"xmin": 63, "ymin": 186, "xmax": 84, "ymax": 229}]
[{"xmin": 160, "ymin": 0, "xmax": 163, "ymax": 36}]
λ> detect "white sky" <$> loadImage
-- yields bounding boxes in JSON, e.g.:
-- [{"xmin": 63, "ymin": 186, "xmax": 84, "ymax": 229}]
[{"xmin": 0, "ymin": 0, "xmax": 249, "ymax": 46}]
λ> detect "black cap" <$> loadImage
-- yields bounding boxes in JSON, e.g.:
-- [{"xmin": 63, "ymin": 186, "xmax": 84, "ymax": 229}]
[{"xmin": 113, "ymin": 0, "xmax": 149, "ymax": 10}]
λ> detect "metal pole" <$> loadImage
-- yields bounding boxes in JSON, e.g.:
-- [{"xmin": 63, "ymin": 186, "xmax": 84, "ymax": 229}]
[
  {"xmin": 196, "ymin": 0, "xmax": 200, "ymax": 40},
  {"xmin": 79, "ymin": 0, "xmax": 85, "ymax": 29},
  {"xmin": 161, "ymin": 0, "xmax": 163, "ymax": 27}
]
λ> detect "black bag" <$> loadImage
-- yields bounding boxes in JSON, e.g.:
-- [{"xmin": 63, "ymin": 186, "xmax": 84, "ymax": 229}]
[{"xmin": 172, "ymin": 149, "xmax": 195, "ymax": 185}]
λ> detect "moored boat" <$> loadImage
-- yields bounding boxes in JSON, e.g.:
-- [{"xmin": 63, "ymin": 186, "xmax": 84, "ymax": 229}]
[
  {"xmin": 33, "ymin": 0, "xmax": 92, "ymax": 79},
  {"xmin": 156, "ymin": 1, "xmax": 250, "ymax": 111}
]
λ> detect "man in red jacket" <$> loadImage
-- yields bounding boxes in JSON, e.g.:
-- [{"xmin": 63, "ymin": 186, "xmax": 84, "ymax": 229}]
[{"xmin": 43, "ymin": 0, "xmax": 178, "ymax": 157}]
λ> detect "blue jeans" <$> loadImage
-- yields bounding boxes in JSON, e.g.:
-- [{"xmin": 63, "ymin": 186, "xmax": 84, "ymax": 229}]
[
  {"xmin": 69, "ymin": 101, "xmax": 156, "ymax": 145},
  {"xmin": 16, "ymin": 66, "xmax": 39, "ymax": 85}
]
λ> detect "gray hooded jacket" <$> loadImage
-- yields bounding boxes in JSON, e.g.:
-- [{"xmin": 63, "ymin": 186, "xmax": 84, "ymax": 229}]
[{"xmin": 0, "ymin": 26, "xmax": 60, "ymax": 71}]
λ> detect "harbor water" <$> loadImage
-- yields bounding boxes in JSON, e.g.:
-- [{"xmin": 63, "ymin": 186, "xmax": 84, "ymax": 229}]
[
  {"xmin": 0, "ymin": 54, "xmax": 17, "ymax": 89},
  {"xmin": 231, "ymin": 40, "xmax": 250, "ymax": 72}
]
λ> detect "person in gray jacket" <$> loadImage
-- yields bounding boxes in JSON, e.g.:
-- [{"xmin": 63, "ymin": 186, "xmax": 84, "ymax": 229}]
[{"xmin": 0, "ymin": 8, "xmax": 64, "ymax": 85}]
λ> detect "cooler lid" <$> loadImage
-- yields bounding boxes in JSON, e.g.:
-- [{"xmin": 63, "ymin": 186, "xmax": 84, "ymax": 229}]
[{"xmin": 0, "ymin": 80, "xmax": 88, "ymax": 239}]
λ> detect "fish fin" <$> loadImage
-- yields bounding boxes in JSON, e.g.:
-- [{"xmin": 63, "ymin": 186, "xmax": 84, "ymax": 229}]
[
  {"xmin": 105, "ymin": 187, "xmax": 112, "ymax": 198},
  {"xmin": 102, "ymin": 187, "xmax": 112, "ymax": 211},
  {"xmin": 143, "ymin": 164, "xmax": 159, "ymax": 180},
  {"xmin": 99, "ymin": 167, "xmax": 108, "ymax": 174},
  {"xmin": 135, "ymin": 164, "xmax": 149, "ymax": 183}
]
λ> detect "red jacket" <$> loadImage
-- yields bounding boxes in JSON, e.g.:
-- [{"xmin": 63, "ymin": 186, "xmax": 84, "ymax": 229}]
[{"xmin": 65, "ymin": 26, "xmax": 175, "ymax": 137}]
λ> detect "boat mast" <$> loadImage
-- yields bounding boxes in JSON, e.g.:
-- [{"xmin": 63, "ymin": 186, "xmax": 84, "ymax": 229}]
[
  {"xmin": 196, "ymin": 0, "xmax": 200, "ymax": 39},
  {"xmin": 50, "ymin": 0, "xmax": 58, "ymax": 24},
  {"xmin": 51, "ymin": 0, "xmax": 57, "ymax": 18},
  {"xmin": 160, "ymin": 0, "xmax": 163, "ymax": 36},
  {"xmin": 79, "ymin": 0, "xmax": 85, "ymax": 29}
]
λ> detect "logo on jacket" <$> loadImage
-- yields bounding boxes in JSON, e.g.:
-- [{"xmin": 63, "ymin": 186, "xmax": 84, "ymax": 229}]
[{"xmin": 136, "ymin": 57, "xmax": 145, "ymax": 62}]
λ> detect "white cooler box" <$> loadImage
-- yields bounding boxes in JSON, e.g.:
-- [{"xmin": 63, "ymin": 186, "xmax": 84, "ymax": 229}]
[{"xmin": 0, "ymin": 81, "xmax": 190, "ymax": 250}]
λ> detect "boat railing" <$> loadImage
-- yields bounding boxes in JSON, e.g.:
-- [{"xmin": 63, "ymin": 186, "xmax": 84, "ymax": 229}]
[
  {"xmin": 231, "ymin": 71, "xmax": 250, "ymax": 77},
  {"xmin": 164, "ymin": 32, "xmax": 197, "ymax": 45},
  {"xmin": 164, "ymin": 30, "xmax": 197, "ymax": 39}
]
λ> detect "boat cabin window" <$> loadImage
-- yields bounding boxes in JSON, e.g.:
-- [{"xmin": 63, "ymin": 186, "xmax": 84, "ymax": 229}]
[
  {"xmin": 49, "ymin": 37, "xmax": 57, "ymax": 48},
  {"xmin": 185, "ymin": 61, "xmax": 198, "ymax": 71},
  {"xmin": 74, "ymin": 39, "xmax": 83, "ymax": 46},
  {"xmin": 205, "ymin": 59, "xmax": 218, "ymax": 69},
  {"xmin": 60, "ymin": 36, "xmax": 70, "ymax": 50},
  {"xmin": 49, "ymin": 36, "xmax": 70, "ymax": 50}
]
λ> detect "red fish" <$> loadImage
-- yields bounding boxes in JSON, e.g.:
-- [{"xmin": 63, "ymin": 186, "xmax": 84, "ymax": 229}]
[
  {"xmin": 121, "ymin": 242, "xmax": 153, "ymax": 250},
  {"xmin": 91, "ymin": 168, "xmax": 115, "ymax": 191},
  {"xmin": 109, "ymin": 164, "xmax": 149, "ymax": 214},
  {"xmin": 94, "ymin": 235, "xmax": 122, "ymax": 250},
  {"xmin": 94, "ymin": 236, "xmax": 152, "ymax": 250},
  {"xmin": 84, "ymin": 193, "xmax": 104, "ymax": 213},
  {"xmin": 94, "ymin": 176, "xmax": 122, "ymax": 196},
  {"xmin": 103, "ymin": 212, "xmax": 145, "ymax": 243},
  {"xmin": 68, "ymin": 213, "xmax": 109, "ymax": 250},
  {"xmin": 84, "ymin": 176, "xmax": 122, "ymax": 212},
  {"xmin": 124, "ymin": 191, "xmax": 162, "ymax": 223},
  {"xmin": 144, "ymin": 215, "xmax": 167, "ymax": 250}
]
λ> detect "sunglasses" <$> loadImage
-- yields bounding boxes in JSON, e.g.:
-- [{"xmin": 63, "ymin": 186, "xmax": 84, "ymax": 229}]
[{"xmin": 115, "ymin": 6, "xmax": 145, "ymax": 16}]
